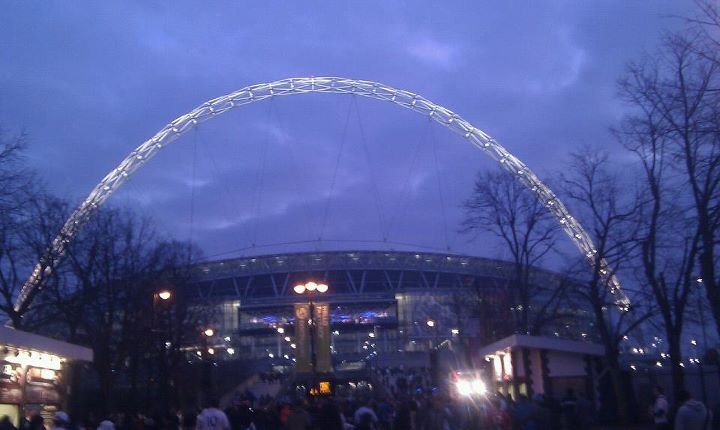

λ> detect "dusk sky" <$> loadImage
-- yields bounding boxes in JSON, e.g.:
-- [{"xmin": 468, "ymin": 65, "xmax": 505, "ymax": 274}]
[{"xmin": 0, "ymin": 1, "xmax": 697, "ymax": 264}]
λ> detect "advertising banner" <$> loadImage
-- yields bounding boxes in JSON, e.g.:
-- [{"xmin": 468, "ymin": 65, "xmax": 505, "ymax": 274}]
[
  {"xmin": 313, "ymin": 303, "xmax": 332, "ymax": 373},
  {"xmin": 294, "ymin": 304, "xmax": 312, "ymax": 373}
]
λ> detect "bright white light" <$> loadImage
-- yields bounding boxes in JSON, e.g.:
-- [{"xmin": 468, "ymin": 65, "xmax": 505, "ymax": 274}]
[
  {"xmin": 472, "ymin": 379, "xmax": 487, "ymax": 395},
  {"xmin": 333, "ymin": 330, "xmax": 340, "ymax": 335},
  {"xmin": 293, "ymin": 284, "xmax": 306, "ymax": 294},
  {"xmin": 426, "ymin": 320, "xmax": 435, "ymax": 327},
  {"xmin": 630, "ymin": 365, "xmax": 637, "ymax": 370},
  {"xmin": 317, "ymin": 283, "xmax": 328, "ymax": 293},
  {"xmin": 207, "ymin": 348, "xmax": 215, "ymax": 355},
  {"xmin": 691, "ymin": 339, "xmax": 697, "ymax": 346},
  {"xmin": 227, "ymin": 348, "xmax": 235, "ymax": 355},
  {"xmin": 283, "ymin": 354, "xmax": 289, "ymax": 359},
  {"xmin": 196, "ymin": 351, "xmax": 202, "ymax": 357},
  {"xmin": 158, "ymin": 290, "xmax": 172, "ymax": 300},
  {"xmin": 456, "ymin": 380, "xmax": 472, "ymax": 396},
  {"xmin": 204, "ymin": 328, "xmax": 214, "ymax": 337},
  {"xmin": 451, "ymin": 329, "xmax": 460, "ymax": 335},
  {"xmin": 306, "ymin": 282, "xmax": 317, "ymax": 291},
  {"xmin": 655, "ymin": 361, "xmax": 662, "ymax": 367},
  {"xmin": 369, "ymin": 332, "xmax": 375, "ymax": 338},
  {"xmin": 224, "ymin": 336, "xmax": 231, "ymax": 341},
  {"xmin": 290, "ymin": 343, "xmax": 296, "ymax": 349},
  {"xmin": 284, "ymin": 336, "xmax": 291, "ymax": 342},
  {"xmin": 277, "ymin": 327, "xmax": 285, "ymax": 334},
  {"xmin": 268, "ymin": 353, "xmax": 274, "ymax": 358}
]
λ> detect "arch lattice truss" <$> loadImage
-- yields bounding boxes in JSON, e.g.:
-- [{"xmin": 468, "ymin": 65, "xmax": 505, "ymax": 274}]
[{"xmin": 15, "ymin": 77, "xmax": 629, "ymax": 314}]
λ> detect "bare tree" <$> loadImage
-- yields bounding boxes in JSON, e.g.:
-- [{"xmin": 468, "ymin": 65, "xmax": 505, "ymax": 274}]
[
  {"xmin": 558, "ymin": 148, "xmax": 650, "ymax": 422},
  {"xmin": 615, "ymin": 31, "xmax": 717, "ymax": 400},
  {"xmin": 462, "ymin": 170, "xmax": 564, "ymax": 336}
]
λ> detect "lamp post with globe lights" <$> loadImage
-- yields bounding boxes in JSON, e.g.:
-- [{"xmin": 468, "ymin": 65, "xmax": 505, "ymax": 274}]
[
  {"xmin": 200, "ymin": 326, "xmax": 215, "ymax": 404},
  {"xmin": 152, "ymin": 289, "xmax": 173, "ymax": 414},
  {"xmin": 293, "ymin": 282, "xmax": 328, "ymax": 381}
]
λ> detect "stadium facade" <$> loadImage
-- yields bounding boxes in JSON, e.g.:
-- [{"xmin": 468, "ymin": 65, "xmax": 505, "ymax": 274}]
[{"xmin": 188, "ymin": 250, "xmax": 590, "ymax": 361}]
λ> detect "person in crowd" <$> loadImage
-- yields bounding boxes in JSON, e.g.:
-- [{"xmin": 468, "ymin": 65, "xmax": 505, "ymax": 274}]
[
  {"xmin": 0, "ymin": 416, "xmax": 17, "ymax": 430},
  {"xmin": 560, "ymin": 389, "xmax": 578, "ymax": 430},
  {"xmin": 196, "ymin": 398, "xmax": 231, "ymax": 430},
  {"xmin": 674, "ymin": 389, "xmax": 712, "ymax": 430},
  {"xmin": 352, "ymin": 401, "xmax": 377, "ymax": 427},
  {"xmin": 226, "ymin": 400, "xmax": 254, "ymax": 430},
  {"xmin": 652, "ymin": 386, "xmax": 671, "ymax": 430},
  {"xmin": 512, "ymin": 394, "xmax": 535, "ymax": 430},
  {"xmin": 315, "ymin": 400, "xmax": 344, "ymax": 430},
  {"xmin": 27, "ymin": 415, "xmax": 44, "ymax": 430},
  {"xmin": 52, "ymin": 412, "xmax": 71, "ymax": 430},
  {"xmin": 393, "ymin": 400, "xmax": 412, "ymax": 430},
  {"xmin": 95, "ymin": 421, "xmax": 114, "ymax": 430},
  {"xmin": 183, "ymin": 410, "xmax": 198, "ymax": 430},
  {"xmin": 284, "ymin": 400, "xmax": 311, "ymax": 430}
]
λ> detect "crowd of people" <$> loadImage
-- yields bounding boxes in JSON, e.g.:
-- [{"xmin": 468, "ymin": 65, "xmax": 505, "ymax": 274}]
[{"xmin": 1, "ymin": 377, "xmax": 716, "ymax": 430}]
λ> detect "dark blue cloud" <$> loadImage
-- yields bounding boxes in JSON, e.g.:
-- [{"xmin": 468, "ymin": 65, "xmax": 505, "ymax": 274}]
[{"xmin": 0, "ymin": 0, "xmax": 696, "ymax": 263}]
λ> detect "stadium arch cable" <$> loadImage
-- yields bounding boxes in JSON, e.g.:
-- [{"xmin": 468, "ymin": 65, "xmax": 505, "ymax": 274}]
[{"xmin": 14, "ymin": 77, "xmax": 629, "ymax": 314}]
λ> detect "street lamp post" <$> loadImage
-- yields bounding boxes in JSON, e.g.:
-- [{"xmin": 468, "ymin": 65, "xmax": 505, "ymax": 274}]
[
  {"xmin": 153, "ymin": 289, "xmax": 172, "ymax": 414},
  {"xmin": 200, "ymin": 327, "xmax": 215, "ymax": 406},
  {"xmin": 293, "ymin": 281, "xmax": 328, "ymax": 385},
  {"xmin": 277, "ymin": 327, "xmax": 285, "ymax": 358}
]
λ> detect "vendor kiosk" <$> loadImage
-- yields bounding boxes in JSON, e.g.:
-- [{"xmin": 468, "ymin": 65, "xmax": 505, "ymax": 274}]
[{"xmin": 0, "ymin": 326, "xmax": 92, "ymax": 426}]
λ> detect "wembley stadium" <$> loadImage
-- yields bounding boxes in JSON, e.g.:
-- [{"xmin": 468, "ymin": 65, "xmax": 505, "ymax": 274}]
[{"xmin": 186, "ymin": 250, "xmax": 591, "ymax": 363}]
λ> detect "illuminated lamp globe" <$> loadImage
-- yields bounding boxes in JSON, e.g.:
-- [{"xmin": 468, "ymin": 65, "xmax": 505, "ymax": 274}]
[
  {"xmin": 426, "ymin": 320, "xmax": 435, "ymax": 327},
  {"xmin": 158, "ymin": 290, "xmax": 172, "ymax": 300},
  {"xmin": 204, "ymin": 328, "xmax": 215, "ymax": 337},
  {"xmin": 306, "ymin": 282, "xmax": 317, "ymax": 291},
  {"xmin": 317, "ymin": 283, "xmax": 328, "ymax": 293},
  {"xmin": 293, "ymin": 284, "xmax": 306, "ymax": 294}
]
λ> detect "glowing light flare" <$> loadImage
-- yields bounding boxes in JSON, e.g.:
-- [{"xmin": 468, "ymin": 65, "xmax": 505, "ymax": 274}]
[
  {"xmin": 203, "ymin": 328, "xmax": 214, "ymax": 337},
  {"xmin": 293, "ymin": 284, "xmax": 306, "ymax": 294},
  {"xmin": 157, "ymin": 290, "xmax": 172, "ymax": 300}
]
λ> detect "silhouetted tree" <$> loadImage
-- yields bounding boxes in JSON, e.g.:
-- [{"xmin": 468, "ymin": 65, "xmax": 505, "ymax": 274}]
[{"xmin": 462, "ymin": 170, "xmax": 566, "ymax": 336}]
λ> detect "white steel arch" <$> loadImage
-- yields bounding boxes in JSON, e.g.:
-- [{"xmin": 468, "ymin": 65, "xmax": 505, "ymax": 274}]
[{"xmin": 15, "ymin": 77, "xmax": 629, "ymax": 313}]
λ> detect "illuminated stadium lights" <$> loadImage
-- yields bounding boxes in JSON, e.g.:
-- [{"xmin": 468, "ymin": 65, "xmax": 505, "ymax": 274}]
[{"xmin": 277, "ymin": 327, "xmax": 285, "ymax": 334}]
